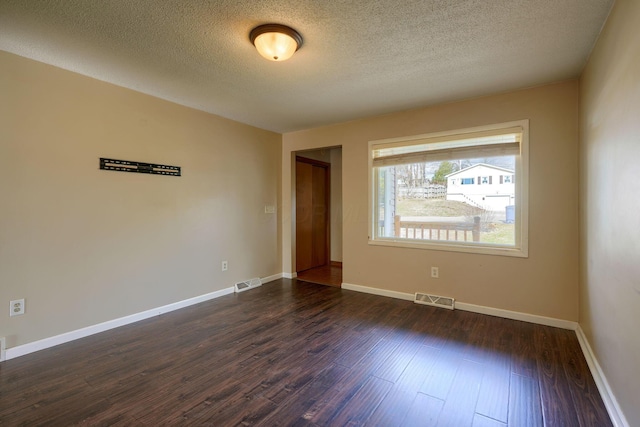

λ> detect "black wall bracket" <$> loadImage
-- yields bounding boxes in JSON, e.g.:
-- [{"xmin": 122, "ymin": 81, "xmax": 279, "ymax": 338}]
[{"xmin": 99, "ymin": 158, "xmax": 181, "ymax": 177}]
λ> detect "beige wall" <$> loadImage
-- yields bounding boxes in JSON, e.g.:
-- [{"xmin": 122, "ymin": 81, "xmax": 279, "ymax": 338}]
[
  {"xmin": 0, "ymin": 51, "xmax": 282, "ymax": 349},
  {"xmin": 295, "ymin": 148, "xmax": 331, "ymax": 163},
  {"xmin": 580, "ymin": 0, "xmax": 640, "ymax": 423},
  {"xmin": 283, "ymin": 81, "xmax": 580, "ymax": 321},
  {"xmin": 330, "ymin": 148, "xmax": 343, "ymax": 262}
]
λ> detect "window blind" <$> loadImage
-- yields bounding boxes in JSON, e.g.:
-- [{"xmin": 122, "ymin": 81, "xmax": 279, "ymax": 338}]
[{"xmin": 372, "ymin": 126, "xmax": 522, "ymax": 167}]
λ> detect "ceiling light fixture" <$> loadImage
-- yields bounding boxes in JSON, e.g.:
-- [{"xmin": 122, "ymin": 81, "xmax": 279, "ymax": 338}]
[{"xmin": 250, "ymin": 24, "xmax": 303, "ymax": 62}]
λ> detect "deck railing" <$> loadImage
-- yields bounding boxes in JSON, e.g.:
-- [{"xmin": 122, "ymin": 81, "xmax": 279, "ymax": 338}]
[{"xmin": 394, "ymin": 215, "xmax": 481, "ymax": 242}]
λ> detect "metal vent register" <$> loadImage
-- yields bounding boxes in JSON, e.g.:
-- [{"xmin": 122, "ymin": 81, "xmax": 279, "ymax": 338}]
[
  {"xmin": 234, "ymin": 278, "xmax": 262, "ymax": 293},
  {"xmin": 414, "ymin": 293, "xmax": 455, "ymax": 310}
]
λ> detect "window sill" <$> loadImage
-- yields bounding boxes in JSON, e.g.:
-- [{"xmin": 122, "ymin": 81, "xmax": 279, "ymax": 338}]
[{"xmin": 368, "ymin": 238, "xmax": 528, "ymax": 258}]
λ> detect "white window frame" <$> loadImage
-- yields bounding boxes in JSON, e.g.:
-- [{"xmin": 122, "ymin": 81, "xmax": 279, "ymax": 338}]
[{"xmin": 368, "ymin": 120, "xmax": 529, "ymax": 258}]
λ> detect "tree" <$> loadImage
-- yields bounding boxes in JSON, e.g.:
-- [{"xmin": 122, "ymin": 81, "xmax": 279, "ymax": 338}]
[{"xmin": 432, "ymin": 161, "xmax": 457, "ymax": 185}]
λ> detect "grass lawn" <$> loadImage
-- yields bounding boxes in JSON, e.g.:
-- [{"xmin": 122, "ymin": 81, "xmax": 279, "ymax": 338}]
[
  {"xmin": 480, "ymin": 222, "xmax": 515, "ymax": 245},
  {"xmin": 397, "ymin": 199, "xmax": 480, "ymax": 217}
]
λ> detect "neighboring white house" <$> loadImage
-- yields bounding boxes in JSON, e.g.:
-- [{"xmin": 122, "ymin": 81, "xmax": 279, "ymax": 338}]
[{"xmin": 446, "ymin": 163, "xmax": 515, "ymax": 211}]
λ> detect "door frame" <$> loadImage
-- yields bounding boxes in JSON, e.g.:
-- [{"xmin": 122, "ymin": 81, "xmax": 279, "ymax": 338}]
[{"xmin": 295, "ymin": 156, "xmax": 330, "ymax": 273}]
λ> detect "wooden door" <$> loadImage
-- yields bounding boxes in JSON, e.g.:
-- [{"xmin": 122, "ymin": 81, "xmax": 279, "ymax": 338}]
[{"xmin": 296, "ymin": 157, "xmax": 329, "ymax": 272}]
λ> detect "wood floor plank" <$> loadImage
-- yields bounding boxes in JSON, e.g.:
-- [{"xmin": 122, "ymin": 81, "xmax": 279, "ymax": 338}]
[
  {"xmin": 557, "ymin": 329, "xmax": 614, "ymax": 427},
  {"xmin": 435, "ymin": 359, "xmax": 484, "ymax": 427},
  {"xmin": 366, "ymin": 344, "xmax": 440, "ymax": 426},
  {"xmin": 331, "ymin": 330, "xmax": 388, "ymax": 368},
  {"xmin": 170, "ymin": 378, "xmax": 254, "ymax": 423},
  {"xmin": 189, "ymin": 393, "xmax": 277, "ymax": 426},
  {"xmin": 297, "ymin": 264, "xmax": 342, "ymax": 287},
  {"xmin": 371, "ymin": 336, "xmax": 423, "ymax": 383},
  {"xmin": 474, "ymin": 320, "xmax": 513, "ymax": 423},
  {"xmin": 349, "ymin": 336, "xmax": 404, "ymax": 376},
  {"xmin": 257, "ymin": 363, "xmax": 349, "ymax": 426},
  {"xmin": 416, "ymin": 307, "xmax": 455, "ymax": 350},
  {"xmin": 418, "ymin": 326, "xmax": 469, "ymax": 400},
  {"xmin": 475, "ymin": 352, "xmax": 511, "ymax": 423},
  {"xmin": 472, "ymin": 413, "xmax": 507, "ymax": 427},
  {"xmin": 0, "ymin": 279, "xmax": 612, "ymax": 426},
  {"xmin": 400, "ymin": 393, "xmax": 444, "ymax": 427},
  {"xmin": 300, "ymin": 371, "xmax": 370, "ymax": 425},
  {"xmin": 508, "ymin": 373, "xmax": 543, "ymax": 427},
  {"xmin": 328, "ymin": 376, "xmax": 393, "ymax": 426},
  {"xmin": 247, "ymin": 338, "xmax": 344, "ymax": 406},
  {"xmin": 136, "ymin": 369, "xmax": 249, "ymax": 422},
  {"xmin": 510, "ymin": 321, "xmax": 538, "ymax": 378},
  {"xmin": 534, "ymin": 324, "xmax": 580, "ymax": 425},
  {"xmin": 301, "ymin": 336, "xmax": 407, "ymax": 425}
]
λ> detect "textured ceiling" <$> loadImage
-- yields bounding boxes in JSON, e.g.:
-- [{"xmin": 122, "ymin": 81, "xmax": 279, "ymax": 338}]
[{"xmin": 0, "ymin": 0, "xmax": 613, "ymax": 133}]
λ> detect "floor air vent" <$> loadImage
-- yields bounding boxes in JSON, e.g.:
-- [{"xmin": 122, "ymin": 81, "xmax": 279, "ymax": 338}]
[
  {"xmin": 234, "ymin": 278, "xmax": 262, "ymax": 293},
  {"xmin": 414, "ymin": 293, "xmax": 455, "ymax": 310}
]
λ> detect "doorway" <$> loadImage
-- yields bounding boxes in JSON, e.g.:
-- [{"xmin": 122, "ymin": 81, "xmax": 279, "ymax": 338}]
[
  {"xmin": 295, "ymin": 156, "xmax": 329, "ymax": 272},
  {"xmin": 294, "ymin": 148, "xmax": 343, "ymax": 287}
]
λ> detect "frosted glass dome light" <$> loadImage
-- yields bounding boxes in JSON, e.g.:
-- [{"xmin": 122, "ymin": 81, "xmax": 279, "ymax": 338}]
[{"xmin": 250, "ymin": 24, "xmax": 303, "ymax": 62}]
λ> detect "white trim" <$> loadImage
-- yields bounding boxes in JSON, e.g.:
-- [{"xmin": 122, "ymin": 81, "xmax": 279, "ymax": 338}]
[
  {"xmin": 575, "ymin": 325, "xmax": 629, "ymax": 427},
  {"xmin": 261, "ymin": 273, "xmax": 283, "ymax": 284},
  {"xmin": 342, "ymin": 283, "xmax": 414, "ymax": 301},
  {"xmin": 283, "ymin": 272, "xmax": 298, "ymax": 279},
  {"xmin": 341, "ymin": 282, "xmax": 576, "ymax": 330},
  {"xmin": 367, "ymin": 239, "xmax": 528, "ymax": 258},
  {"xmin": 5, "ymin": 286, "xmax": 235, "ymax": 360},
  {"xmin": 455, "ymin": 302, "xmax": 577, "ymax": 330}
]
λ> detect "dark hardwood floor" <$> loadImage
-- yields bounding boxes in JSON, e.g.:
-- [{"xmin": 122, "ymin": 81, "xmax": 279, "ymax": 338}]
[
  {"xmin": 0, "ymin": 279, "xmax": 611, "ymax": 426},
  {"xmin": 296, "ymin": 263, "xmax": 343, "ymax": 287}
]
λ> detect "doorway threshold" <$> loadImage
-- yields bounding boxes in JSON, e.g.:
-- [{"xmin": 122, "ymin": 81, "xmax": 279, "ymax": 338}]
[{"xmin": 296, "ymin": 263, "xmax": 342, "ymax": 287}]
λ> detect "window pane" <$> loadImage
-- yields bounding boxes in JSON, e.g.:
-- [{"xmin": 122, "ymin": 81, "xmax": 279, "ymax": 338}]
[{"xmin": 376, "ymin": 156, "xmax": 516, "ymax": 246}]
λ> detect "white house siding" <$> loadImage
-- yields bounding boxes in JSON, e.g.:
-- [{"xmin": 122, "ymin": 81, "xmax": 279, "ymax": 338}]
[{"xmin": 446, "ymin": 164, "xmax": 515, "ymax": 211}]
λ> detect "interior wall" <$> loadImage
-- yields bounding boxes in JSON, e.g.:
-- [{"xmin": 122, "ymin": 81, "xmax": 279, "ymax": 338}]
[
  {"xmin": 0, "ymin": 51, "xmax": 282, "ymax": 349},
  {"xmin": 283, "ymin": 81, "xmax": 580, "ymax": 320},
  {"xmin": 580, "ymin": 0, "xmax": 640, "ymax": 423},
  {"xmin": 295, "ymin": 148, "xmax": 331, "ymax": 163}
]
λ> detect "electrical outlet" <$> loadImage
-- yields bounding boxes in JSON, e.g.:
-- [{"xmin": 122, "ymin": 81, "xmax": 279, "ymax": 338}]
[
  {"xmin": 10, "ymin": 299, "xmax": 25, "ymax": 316},
  {"xmin": 431, "ymin": 267, "xmax": 439, "ymax": 279},
  {"xmin": 221, "ymin": 261, "xmax": 228, "ymax": 271},
  {"xmin": 264, "ymin": 205, "xmax": 276, "ymax": 214}
]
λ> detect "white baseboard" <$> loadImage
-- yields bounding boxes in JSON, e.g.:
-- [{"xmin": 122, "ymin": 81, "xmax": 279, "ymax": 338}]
[
  {"xmin": 575, "ymin": 325, "xmax": 629, "ymax": 427},
  {"xmin": 6, "ymin": 286, "xmax": 236, "ymax": 360},
  {"xmin": 342, "ymin": 283, "xmax": 414, "ymax": 301},
  {"xmin": 261, "ymin": 273, "xmax": 283, "ymax": 284},
  {"xmin": 283, "ymin": 272, "xmax": 297, "ymax": 279},
  {"xmin": 455, "ymin": 302, "xmax": 577, "ymax": 330},
  {"xmin": 341, "ymin": 283, "xmax": 577, "ymax": 330}
]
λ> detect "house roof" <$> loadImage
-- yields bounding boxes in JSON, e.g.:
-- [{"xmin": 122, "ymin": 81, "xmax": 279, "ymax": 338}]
[
  {"xmin": 0, "ymin": 1, "xmax": 614, "ymax": 133},
  {"xmin": 446, "ymin": 163, "xmax": 514, "ymax": 178}
]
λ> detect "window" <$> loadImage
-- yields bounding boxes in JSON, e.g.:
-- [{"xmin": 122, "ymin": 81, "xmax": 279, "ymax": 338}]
[
  {"xmin": 501, "ymin": 174, "xmax": 514, "ymax": 184},
  {"xmin": 369, "ymin": 120, "xmax": 528, "ymax": 257}
]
